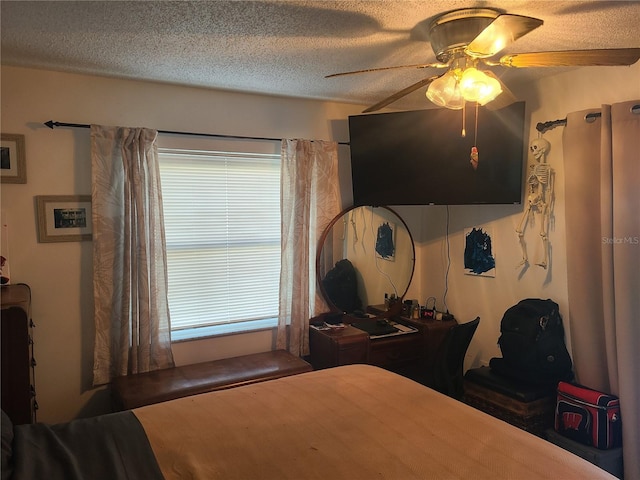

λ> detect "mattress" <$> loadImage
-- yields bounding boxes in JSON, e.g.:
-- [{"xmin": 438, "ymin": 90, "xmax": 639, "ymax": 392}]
[{"xmin": 134, "ymin": 364, "xmax": 615, "ymax": 480}]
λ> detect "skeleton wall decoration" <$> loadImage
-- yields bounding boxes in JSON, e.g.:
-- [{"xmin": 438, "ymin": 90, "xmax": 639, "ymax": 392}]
[{"xmin": 516, "ymin": 137, "xmax": 554, "ymax": 269}]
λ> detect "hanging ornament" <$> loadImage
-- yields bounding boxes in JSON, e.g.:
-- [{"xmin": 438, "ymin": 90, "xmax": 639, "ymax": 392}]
[
  {"xmin": 470, "ymin": 146, "xmax": 479, "ymax": 170},
  {"xmin": 469, "ymin": 103, "xmax": 480, "ymax": 170}
]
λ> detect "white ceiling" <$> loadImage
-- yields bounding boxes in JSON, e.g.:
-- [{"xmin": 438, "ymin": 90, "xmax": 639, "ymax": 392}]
[{"xmin": 2, "ymin": 1, "xmax": 639, "ymax": 111}]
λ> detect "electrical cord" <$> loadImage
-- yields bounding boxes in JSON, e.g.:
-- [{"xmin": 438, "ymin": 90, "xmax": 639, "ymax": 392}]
[{"xmin": 443, "ymin": 205, "xmax": 450, "ymax": 313}]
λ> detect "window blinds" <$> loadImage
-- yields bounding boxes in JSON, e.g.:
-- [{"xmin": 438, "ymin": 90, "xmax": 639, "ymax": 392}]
[{"xmin": 158, "ymin": 149, "xmax": 281, "ymax": 335}]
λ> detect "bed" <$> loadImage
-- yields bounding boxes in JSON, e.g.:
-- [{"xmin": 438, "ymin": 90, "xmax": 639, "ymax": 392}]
[{"xmin": 3, "ymin": 364, "xmax": 615, "ymax": 479}]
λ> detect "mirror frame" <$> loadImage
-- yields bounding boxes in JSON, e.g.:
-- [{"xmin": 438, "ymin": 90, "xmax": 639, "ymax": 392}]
[{"xmin": 316, "ymin": 205, "xmax": 416, "ymax": 313}]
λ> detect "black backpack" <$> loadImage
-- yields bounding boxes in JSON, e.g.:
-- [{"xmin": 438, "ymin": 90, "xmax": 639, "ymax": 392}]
[
  {"xmin": 489, "ymin": 298, "xmax": 573, "ymax": 385},
  {"xmin": 321, "ymin": 259, "xmax": 362, "ymax": 314}
]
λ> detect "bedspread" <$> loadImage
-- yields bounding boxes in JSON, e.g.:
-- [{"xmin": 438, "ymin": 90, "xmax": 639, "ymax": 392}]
[
  {"xmin": 8, "ymin": 411, "xmax": 163, "ymax": 480},
  {"xmin": 135, "ymin": 364, "xmax": 615, "ymax": 480}
]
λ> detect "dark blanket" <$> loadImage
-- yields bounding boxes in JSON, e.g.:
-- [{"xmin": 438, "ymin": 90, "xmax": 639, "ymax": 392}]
[{"xmin": 7, "ymin": 411, "xmax": 164, "ymax": 480}]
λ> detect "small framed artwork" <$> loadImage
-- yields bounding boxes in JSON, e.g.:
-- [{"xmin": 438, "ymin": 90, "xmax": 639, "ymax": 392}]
[
  {"xmin": 36, "ymin": 195, "xmax": 92, "ymax": 243},
  {"xmin": 1, "ymin": 133, "xmax": 26, "ymax": 184},
  {"xmin": 464, "ymin": 226, "xmax": 496, "ymax": 277}
]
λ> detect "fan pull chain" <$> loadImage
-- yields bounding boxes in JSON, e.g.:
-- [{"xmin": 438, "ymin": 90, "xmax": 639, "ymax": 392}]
[
  {"xmin": 461, "ymin": 102, "xmax": 466, "ymax": 137},
  {"xmin": 475, "ymin": 102, "xmax": 479, "ymax": 143}
]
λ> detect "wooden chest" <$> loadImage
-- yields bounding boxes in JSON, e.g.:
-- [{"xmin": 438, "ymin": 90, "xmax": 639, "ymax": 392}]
[{"xmin": 463, "ymin": 366, "xmax": 556, "ymax": 437}]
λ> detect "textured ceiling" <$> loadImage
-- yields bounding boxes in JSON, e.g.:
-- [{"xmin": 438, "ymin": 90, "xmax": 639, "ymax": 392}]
[{"xmin": 2, "ymin": 1, "xmax": 639, "ymax": 111}]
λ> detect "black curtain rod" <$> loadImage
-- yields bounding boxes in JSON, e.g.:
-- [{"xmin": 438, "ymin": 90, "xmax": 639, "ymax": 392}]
[
  {"xmin": 535, "ymin": 112, "xmax": 602, "ymax": 134},
  {"xmin": 44, "ymin": 121, "xmax": 350, "ymax": 146}
]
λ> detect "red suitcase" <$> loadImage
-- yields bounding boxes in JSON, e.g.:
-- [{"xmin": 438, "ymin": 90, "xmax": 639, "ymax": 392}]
[{"xmin": 555, "ymin": 381, "xmax": 622, "ymax": 449}]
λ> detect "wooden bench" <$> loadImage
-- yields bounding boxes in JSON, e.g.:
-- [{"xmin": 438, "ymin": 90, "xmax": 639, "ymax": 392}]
[{"xmin": 111, "ymin": 349, "xmax": 312, "ymax": 410}]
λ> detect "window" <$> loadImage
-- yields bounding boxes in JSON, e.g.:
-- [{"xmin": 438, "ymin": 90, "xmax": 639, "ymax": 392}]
[{"xmin": 158, "ymin": 148, "xmax": 281, "ymax": 341}]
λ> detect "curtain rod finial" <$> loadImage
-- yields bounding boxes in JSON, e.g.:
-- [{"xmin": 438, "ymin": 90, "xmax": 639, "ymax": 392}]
[
  {"xmin": 536, "ymin": 118, "xmax": 567, "ymax": 134},
  {"xmin": 44, "ymin": 120, "xmax": 55, "ymax": 129}
]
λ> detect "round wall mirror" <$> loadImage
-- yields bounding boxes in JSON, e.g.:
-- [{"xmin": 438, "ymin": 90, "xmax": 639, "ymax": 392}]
[{"xmin": 316, "ymin": 206, "xmax": 415, "ymax": 314}]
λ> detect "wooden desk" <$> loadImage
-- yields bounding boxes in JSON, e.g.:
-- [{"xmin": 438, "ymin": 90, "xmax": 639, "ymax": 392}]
[{"xmin": 308, "ymin": 308, "xmax": 455, "ymax": 382}]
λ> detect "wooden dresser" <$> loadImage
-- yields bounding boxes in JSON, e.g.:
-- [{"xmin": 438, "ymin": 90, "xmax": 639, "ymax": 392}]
[{"xmin": 1, "ymin": 283, "xmax": 37, "ymax": 424}]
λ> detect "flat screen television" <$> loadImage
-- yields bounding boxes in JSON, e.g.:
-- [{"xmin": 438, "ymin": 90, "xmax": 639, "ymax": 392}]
[{"xmin": 348, "ymin": 101, "xmax": 526, "ymax": 206}]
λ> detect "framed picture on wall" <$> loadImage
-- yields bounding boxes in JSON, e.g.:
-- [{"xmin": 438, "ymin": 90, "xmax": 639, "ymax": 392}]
[
  {"xmin": 36, "ymin": 195, "xmax": 93, "ymax": 243},
  {"xmin": 1, "ymin": 133, "xmax": 26, "ymax": 184},
  {"xmin": 463, "ymin": 226, "xmax": 496, "ymax": 277}
]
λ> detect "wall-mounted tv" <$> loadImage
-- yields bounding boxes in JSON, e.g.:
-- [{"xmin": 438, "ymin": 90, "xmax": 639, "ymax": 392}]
[{"xmin": 349, "ymin": 101, "xmax": 526, "ymax": 206}]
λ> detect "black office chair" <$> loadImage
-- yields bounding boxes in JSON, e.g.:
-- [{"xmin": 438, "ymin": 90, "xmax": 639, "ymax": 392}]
[{"xmin": 429, "ymin": 317, "xmax": 480, "ymax": 400}]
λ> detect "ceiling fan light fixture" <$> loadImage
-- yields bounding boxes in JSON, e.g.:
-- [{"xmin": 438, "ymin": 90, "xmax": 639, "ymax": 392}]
[
  {"xmin": 459, "ymin": 67, "xmax": 502, "ymax": 105},
  {"xmin": 338, "ymin": 7, "xmax": 638, "ymax": 114},
  {"xmin": 426, "ymin": 66, "xmax": 502, "ymax": 109},
  {"xmin": 426, "ymin": 69, "xmax": 464, "ymax": 110}
]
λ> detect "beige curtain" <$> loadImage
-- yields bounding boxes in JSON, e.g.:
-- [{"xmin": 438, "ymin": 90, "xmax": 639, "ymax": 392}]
[
  {"xmin": 277, "ymin": 139, "xmax": 341, "ymax": 357},
  {"xmin": 563, "ymin": 100, "xmax": 639, "ymax": 479},
  {"xmin": 91, "ymin": 125, "xmax": 174, "ymax": 385}
]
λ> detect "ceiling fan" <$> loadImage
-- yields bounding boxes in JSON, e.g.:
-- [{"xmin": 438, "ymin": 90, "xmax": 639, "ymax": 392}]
[{"xmin": 326, "ymin": 8, "xmax": 640, "ymax": 113}]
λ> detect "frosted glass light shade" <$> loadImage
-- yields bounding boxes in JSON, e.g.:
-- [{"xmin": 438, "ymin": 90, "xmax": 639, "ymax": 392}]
[
  {"xmin": 426, "ymin": 70, "xmax": 464, "ymax": 110},
  {"xmin": 459, "ymin": 67, "xmax": 502, "ymax": 105}
]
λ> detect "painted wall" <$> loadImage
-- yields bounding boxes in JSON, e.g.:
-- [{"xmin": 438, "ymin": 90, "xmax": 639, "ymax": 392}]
[{"xmin": 1, "ymin": 62, "xmax": 638, "ymax": 423}]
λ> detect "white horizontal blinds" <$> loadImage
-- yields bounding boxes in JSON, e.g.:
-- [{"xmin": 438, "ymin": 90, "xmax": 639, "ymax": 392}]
[{"xmin": 158, "ymin": 149, "xmax": 281, "ymax": 332}]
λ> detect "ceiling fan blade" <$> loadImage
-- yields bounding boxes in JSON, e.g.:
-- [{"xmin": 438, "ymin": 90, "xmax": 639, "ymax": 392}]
[
  {"xmin": 362, "ymin": 75, "xmax": 442, "ymax": 113},
  {"xmin": 466, "ymin": 14, "xmax": 543, "ymax": 58},
  {"xmin": 326, "ymin": 62, "xmax": 448, "ymax": 78},
  {"xmin": 498, "ymin": 48, "xmax": 640, "ymax": 67},
  {"xmin": 482, "ymin": 71, "xmax": 517, "ymax": 110}
]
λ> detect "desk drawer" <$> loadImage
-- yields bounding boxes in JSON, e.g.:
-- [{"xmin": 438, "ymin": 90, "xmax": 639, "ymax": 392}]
[
  {"xmin": 308, "ymin": 326, "xmax": 369, "ymax": 369},
  {"xmin": 369, "ymin": 336, "xmax": 421, "ymax": 368}
]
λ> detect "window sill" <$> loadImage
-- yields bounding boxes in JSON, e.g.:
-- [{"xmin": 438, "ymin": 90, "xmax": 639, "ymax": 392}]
[{"xmin": 171, "ymin": 317, "xmax": 278, "ymax": 343}]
